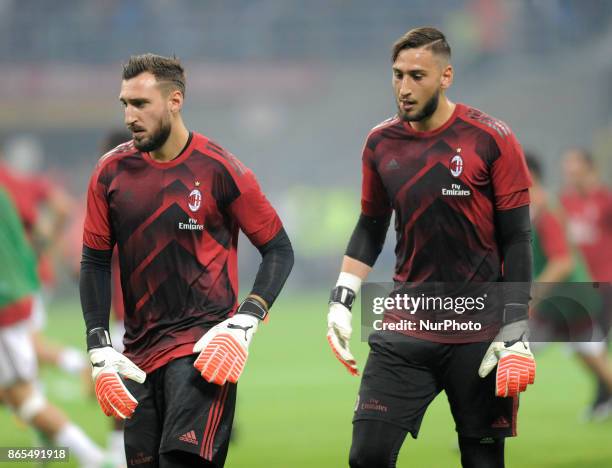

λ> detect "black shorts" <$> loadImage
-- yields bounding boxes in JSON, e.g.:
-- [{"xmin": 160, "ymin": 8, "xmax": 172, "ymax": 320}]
[
  {"xmin": 354, "ymin": 330, "xmax": 518, "ymax": 439},
  {"xmin": 124, "ymin": 355, "xmax": 237, "ymax": 467}
]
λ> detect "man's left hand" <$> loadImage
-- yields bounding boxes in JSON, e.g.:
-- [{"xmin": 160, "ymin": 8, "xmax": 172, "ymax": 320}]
[
  {"xmin": 478, "ymin": 320, "xmax": 536, "ymax": 397},
  {"xmin": 193, "ymin": 312, "xmax": 259, "ymax": 385}
]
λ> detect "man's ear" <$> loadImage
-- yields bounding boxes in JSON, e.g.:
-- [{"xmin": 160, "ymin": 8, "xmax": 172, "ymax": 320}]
[
  {"xmin": 440, "ymin": 64, "xmax": 453, "ymax": 90},
  {"xmin": 168, "ymin": 89, "xmax": 183, "ymax": 114}
]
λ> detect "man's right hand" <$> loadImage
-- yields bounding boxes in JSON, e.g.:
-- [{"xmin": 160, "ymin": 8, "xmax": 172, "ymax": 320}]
[
  {"xmin": 87, "ymin": 328, "xmax": 145, "ymax": 420},
  {"xmin": 327, "ymin": 302, "xmax": 359, "ymax": 376}
]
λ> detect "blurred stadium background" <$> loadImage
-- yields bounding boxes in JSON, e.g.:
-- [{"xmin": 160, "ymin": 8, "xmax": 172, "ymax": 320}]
[{"xmin": 1, "ymin": 1, "xmax": 612, "ymax": 467}]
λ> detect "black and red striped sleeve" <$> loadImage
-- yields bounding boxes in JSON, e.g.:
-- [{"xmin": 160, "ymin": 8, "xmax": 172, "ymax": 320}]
[
  {"xmin": 80, "ymin": 160, "xmax": 114, "ymax": 333},
  {"xmin": 218, "ymin": 153, "xmax": 292, "ymax": 307},
  {"xmin": 83, "ymin": 161, "xmax": 114, "ymax": 251},
  {"xmin": 491, "ymin": 130, "xmax": 532, "ymax": 211},
  {"xmin": 225, "ymin": 163, "xmax": 283, "ymax": 248},
  {"xmin": 361, "ymin": 135, "xmax": 392, "ymax": 217}
]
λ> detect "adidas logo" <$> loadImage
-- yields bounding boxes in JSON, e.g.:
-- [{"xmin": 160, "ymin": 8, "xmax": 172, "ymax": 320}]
[
  {"xmin": 178, "ymin": 430, "xmax": 198, "ymax": 445},
  {"xmin": 491, "ymin": 416, "xmax": 510, "ymax": 428},
  {"xmin": 386, "ymin": 158, "xmax": 400, "ymax": 170}
]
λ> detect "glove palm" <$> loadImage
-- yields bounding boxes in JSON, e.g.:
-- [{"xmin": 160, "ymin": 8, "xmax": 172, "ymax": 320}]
[
  {"xmin": 89, "ymin": 347, "xmax": 146, "ymax": 419},
  {"xmin": 478, "ymin": 321, "xmax": 536, "ymax": 397},
  {"xmin": 193, "ymin": 314, "xmax": 259, "ymax": 385}
]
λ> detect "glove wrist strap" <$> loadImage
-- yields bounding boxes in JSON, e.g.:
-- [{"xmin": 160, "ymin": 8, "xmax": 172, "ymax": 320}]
[
  {"xmin": 237, "ymin": 297, "xmax": 268, "ymax": 321},
  {"xmin": 329, "ymin": 286, "xmax": 356, "ymax": 311},
  {"xmin": 87, "ymin": 327, "xmax": 112, "ymax": 351},
  {"xmin": 336, "ymin": 272, "xmax": 362, "ymax": 294}
]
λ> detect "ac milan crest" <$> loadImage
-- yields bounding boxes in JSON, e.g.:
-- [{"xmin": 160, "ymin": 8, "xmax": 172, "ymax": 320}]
[
  {"xmin": 188, "ymin": 189, "xmax": 202, "ymax": 212},
  {"xmin": 449, "ymin": 154, "xmax": 463, "ymax": 178}
]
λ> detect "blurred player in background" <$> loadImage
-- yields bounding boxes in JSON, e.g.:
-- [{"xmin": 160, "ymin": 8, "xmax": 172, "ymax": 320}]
[
  {"xmin": 526, "ymin": 154, "xmax": 612, "ymax": 416},
  {"xmin": 80, "ymin": 54, "xmax": 293, "ymax": 467},
  {"xmin": 0, "ymin": 142, "xmax": 87, "ymax": 378},
  {"xmin": 0, "ymin": 135, "xmax": 70, "ymax": 294},
  {"xmin": 561, "ymin": 148, "xmax": 612, "ymax": 290},
  {"xmin": 0, "ymin": 186, "xmax": 115, "ymax": 468},
  {"xmin": 327, "ymin": 27, "xmax": 535, "ymax": 467},
  {"xmin": 560, "ymin": 147, "xmax": 612, "ymax": 418}
]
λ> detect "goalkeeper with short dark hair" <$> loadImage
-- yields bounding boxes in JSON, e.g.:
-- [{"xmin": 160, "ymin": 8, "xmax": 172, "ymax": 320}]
[
  {"xmin": 327, "ymin": 27, "xmax": 535, "ymax": 468},
  {"xmin": 80, "ymin": 53, "xmax": 293, "ymax": 467}
]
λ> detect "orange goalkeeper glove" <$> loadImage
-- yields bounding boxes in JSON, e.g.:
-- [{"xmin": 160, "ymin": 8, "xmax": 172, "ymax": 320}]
[
  {"xmin": 478, "ymin": 320, "xmax": 536, "ymax": 397},
  {"xmin": 327, "ymin": 302, "xmax": 359, "ymax": 376},
  {"xmin": 193, "ymin": 298, "xmax": 265, "ymax": 385},
  {"xmin": 327, "ymin": 277, "xmax": 361, "ymax": 376},
  {"xmin": 87, "ymin": 328, "xmax": 146, "ymax": 420}
]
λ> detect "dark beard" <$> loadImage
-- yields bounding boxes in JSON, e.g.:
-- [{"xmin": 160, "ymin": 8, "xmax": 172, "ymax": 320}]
[
  {"xmin": 133, "ymin": 119, "xmax": 172, "ymax": 152},
  {"xmin": 399, "ymin": 90, "xmax": 439, "ymax": 122}
]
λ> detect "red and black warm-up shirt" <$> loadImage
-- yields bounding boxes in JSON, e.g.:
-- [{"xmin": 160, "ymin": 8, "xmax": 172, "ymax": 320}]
[
  {"xmin": 560, "ymin": 187, "xmax": 612, "ymax": 281},
  {"xmin": 361, "ymin": 103, "xmax": 532, "ymax": 341},
  {"xmin": 83, "ymin": 132, "xmax": 283, "ymax": 372}
]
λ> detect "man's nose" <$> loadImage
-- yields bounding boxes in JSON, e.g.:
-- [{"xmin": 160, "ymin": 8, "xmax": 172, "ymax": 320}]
[
  {"xmin": 399, "ymin": 77, "xmax": 412, "ymax": 97},
  {"xmin": 124, "ymin": 106, "xmax": 137, "ymax": 127}
]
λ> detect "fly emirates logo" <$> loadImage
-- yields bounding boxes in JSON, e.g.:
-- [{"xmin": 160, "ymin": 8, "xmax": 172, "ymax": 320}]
[
  {"xmin": 442, "ymin": 183, "xmax": 471, "ymax": 197},
  {"xmin": 178, "ymin": 217, "xmax": 204, "ymax": 231}
]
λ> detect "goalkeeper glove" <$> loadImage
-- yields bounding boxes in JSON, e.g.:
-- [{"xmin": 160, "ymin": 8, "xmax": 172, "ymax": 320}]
[
  {"xmin": 87, "ymin": 328, "xmax": 146, "ymax": 419},
  {"xmin": 327, "ymin": 272, "xmax": 362, "ymax": 376},
  {"xmin": 478, "ymin": 318, "xmax": 536, "ymax": 397},
  {"xmin": 193, "ymin": 297, "xmax": 265, "ymax": 385}
]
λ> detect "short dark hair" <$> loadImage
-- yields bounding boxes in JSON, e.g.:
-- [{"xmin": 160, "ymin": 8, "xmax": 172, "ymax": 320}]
[
  {"xmin": 524, "ymin": 151, "xmax": 543, "ymax": 181},
  {"xmin": 122, "ymin": 53, "xmax": 186, "ymax": 96},
  {"xmin": 392, "ymin": 27, "xmax": 451, "ymax": 63}
]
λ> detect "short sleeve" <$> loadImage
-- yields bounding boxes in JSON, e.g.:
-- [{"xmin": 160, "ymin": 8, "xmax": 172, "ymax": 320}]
[
  {"xmin": 226, "ymin": 164, "xmax": 282, "ymax": 248},
  {"xmin": 83, "ymin": 164, "xmax": 114, "ymax": 250},
  {"xmin": 361, "ymin": 137, "xmax": 392, "ymax": 217},
  {"xmin": 538, "ymin": 211, "xmax": 570, "ymax": 259},
  {"xmin": 495, "ymin": 189, "xmax": 530, "ymax": 211},
  {"xmin": 491, "ymin": 131, "xmax": 532, "ymax": 210},
  {"xmin": 32, "ymin": 176, "xmax": 52, "ymax": 202}
]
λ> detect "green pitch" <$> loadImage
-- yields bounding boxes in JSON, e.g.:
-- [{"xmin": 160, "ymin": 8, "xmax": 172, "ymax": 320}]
[{"xmin": 1, "ymin": 293, "xmax": 612, "ymax": 467}]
